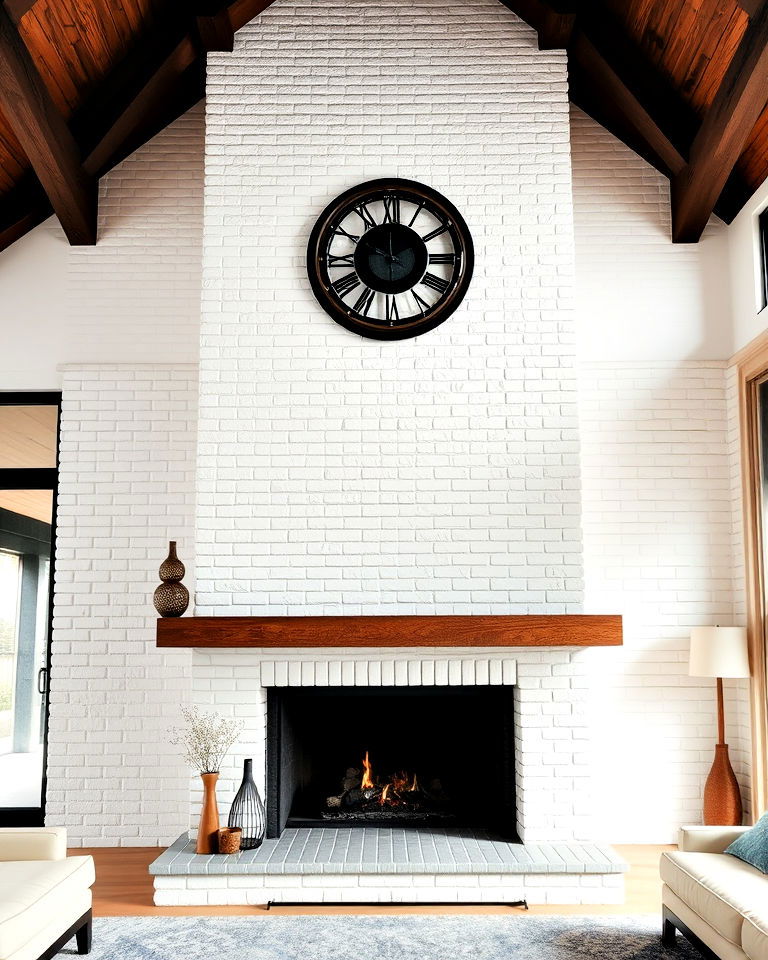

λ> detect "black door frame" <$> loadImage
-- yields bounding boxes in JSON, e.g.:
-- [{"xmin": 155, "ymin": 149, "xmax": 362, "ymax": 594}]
[{"xmin": 0, "ymin": 391, "xmax": 61, "ymax": 826}]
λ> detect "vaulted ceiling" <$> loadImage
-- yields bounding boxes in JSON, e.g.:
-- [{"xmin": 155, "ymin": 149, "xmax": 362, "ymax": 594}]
[{"xmin": 0, "ymin": 0, "xmax": 766, "ymax": 252}]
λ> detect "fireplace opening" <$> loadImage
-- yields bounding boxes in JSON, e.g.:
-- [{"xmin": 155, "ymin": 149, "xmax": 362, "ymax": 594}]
[{"xmin": 266, "ymin": 686, "xmax": 517, "ymax": 839}]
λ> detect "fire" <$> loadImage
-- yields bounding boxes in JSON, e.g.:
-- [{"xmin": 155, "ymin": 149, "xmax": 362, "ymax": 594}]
[
  {"xmin": 361, "ymin": 750, "xmax": 374, "ymax": 789},
  {"xmin": 358, "ymin": 752, "xmax": 422, "ymax": 809}
]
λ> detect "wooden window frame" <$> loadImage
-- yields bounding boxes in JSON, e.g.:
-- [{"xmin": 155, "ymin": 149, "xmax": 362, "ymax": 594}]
[{"xmin": 737, "ymin": 340, "xmax": 768, "ymax": 819}]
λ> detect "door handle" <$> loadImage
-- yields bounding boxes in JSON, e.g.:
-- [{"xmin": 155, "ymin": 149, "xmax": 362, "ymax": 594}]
[{"xmin": 37, "ymin": 667, "xmax": 48, "ymax": 695}]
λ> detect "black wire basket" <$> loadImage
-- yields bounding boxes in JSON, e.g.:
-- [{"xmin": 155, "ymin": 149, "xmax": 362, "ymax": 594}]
[{"xmin": 228, "ymin": 758, "xmax": 266, "ymax": 850}]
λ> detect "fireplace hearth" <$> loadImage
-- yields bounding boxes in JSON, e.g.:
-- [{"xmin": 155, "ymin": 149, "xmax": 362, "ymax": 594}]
[{"xmin": 266, "ymin": 686, "xmax": 516, "ymax": 839}]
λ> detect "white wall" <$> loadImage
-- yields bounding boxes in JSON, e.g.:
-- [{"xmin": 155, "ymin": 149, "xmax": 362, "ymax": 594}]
[
  {"xmin": 570, "ymin": 107, "xmax": 732, "ymax": 361},
  {"xmin": 197, "ymin": 0, "xmax": 584, "ymax": 615},
  {"xmin": 579, "ymin": 361, "xmax": 750, "ymax": 838},
  {"xmin": 48, "ymin": 365, "xmax": 197, "ymax": 845},
  {"xmin": 0, "ymin": 2, "xmax": 755, "ymax": 844},
  {"xmin": 0, "ymin": 106, "xmax": 204, "ymax": 390}
]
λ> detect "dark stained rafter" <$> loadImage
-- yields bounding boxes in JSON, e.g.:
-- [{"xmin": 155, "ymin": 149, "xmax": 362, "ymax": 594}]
[
  {"xmin": 739, "ymin": 0, "xmax": 764, "ymax": 16},
  {"xmin": 0, "ymin": 0, "xmax": 766, "ymax": 252},
  {"xmin": 0, "ymin": 3, "xmax": 96, "ymax": 244},
  {"xmin": 672, "ymin": 1, "xmax": 768, "ymax": 242},
  {"xmin": 502, "ymin": 0, "xmax": 766, "ymax": 241},
  {"xmin": 2, "ymin": 0, "xmax": 34, "ymax": 25},
  {"xmin": 497, "ymin": 0, "xmax": 575, "ymax": 49},
  {"xmin": 196, "ymin": 1, "xmax": 236, "ymax": 52}
]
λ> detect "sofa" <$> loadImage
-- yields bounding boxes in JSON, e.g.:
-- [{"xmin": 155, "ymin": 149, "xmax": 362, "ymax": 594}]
[
  {"xmin": 0, "ymin": 828, "xmax": 94, "ymax": 960},
  {"xmin": 661, "ymin": 825, "xmax": 768, "ymax": 960}
]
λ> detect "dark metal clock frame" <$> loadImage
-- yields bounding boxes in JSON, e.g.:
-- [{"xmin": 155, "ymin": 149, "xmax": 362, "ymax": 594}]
[{"xmin": 307, "ymin": 178, "xmax": 474, "ymax": 341}]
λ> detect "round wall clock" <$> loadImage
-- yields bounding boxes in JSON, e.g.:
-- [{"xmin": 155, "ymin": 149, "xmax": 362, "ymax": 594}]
[{"xmin": 307, "ymin": 178, "xmax": 474, "ymax": 340}]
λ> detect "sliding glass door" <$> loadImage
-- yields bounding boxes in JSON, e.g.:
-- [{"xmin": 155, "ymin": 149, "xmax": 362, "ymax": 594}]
[{"xmin": 0, "ymin": 396, "xmax": 59, "ymax": 825}]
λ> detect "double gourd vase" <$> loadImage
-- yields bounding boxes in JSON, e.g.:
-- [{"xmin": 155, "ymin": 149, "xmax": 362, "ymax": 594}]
[{"xmin": 153, "ymin": 540, "xmax": 189, "ymax": 617}]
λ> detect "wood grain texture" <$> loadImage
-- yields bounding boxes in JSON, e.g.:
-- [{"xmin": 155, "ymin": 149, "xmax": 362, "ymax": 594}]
[
  {"xmin": 672, "ymin": 1, "xmax": 768, "ymax": 242},
  {"xmin": 0, "ymin": 2, "xmax": 96, "ymax": 244},
  {"xmin": 78, "ymin": 844, "xmax": 668, "ymax": 916},
  {"xmin": 0, "ymin": 0, "xmax": 767, "ymax": 251},
  {"xmin": 736, "ymin": 345, "xmax": 768, "ymax": 823},
  {"xmin": 157, "ymin": 614, "xmax": 623, "ymax": 648}
]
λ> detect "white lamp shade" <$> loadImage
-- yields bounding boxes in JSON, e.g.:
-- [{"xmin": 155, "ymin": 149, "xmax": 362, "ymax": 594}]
[{"xmin": 689, "ymin": 626, "xmax": 750, "ymax": 679}]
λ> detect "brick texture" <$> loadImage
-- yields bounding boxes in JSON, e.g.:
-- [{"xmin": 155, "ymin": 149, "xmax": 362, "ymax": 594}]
[
  {"xmin": 47, "ymin": 366, "xmax": 197, "ymax": 845},
  {"xmin": 578, "ymin": 362, "xmax": 749, "ymax": 840},
  {"xmin": 197, "ymin": 0, "xmax": 583, "ymax": 616},
  {"xmin": 40, "ymin": 0, "xmax": 753, "ymax": 849}
]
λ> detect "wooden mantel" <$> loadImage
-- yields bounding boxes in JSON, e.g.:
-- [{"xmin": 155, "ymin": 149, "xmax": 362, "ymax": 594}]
[{"xmin": 156, "ymin": 614, "xmax": 622, "ymax": 649}]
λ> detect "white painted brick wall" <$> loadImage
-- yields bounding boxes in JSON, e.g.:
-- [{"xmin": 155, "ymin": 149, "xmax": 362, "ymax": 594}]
[
  {"xmin": 196, "ymin": 0, "xmax": 583, "ymax": 617},
  {"xmin": 153, "ymin": 871, "xmax": 625, "ymax": 906},
  {"xmin": 578, "ymin": 362, "xmax": 749, "ymax": 841},
  {"xmin": 47, "ymin": 366, "xmax": 198, "ymax": 845},
  {"xmin": 38, "ymin": 2, "xmax": 753, "ymax": 848}
]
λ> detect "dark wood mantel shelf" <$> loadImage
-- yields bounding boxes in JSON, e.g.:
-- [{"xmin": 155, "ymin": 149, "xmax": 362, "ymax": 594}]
[{"xmin": 156, "ymin": 614, "xmax": 622, "ymax": 649}]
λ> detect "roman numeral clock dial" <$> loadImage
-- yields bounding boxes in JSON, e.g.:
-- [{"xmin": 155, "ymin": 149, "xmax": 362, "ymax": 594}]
[{"xmin": 307, "ymin": 178, "xmax": 474, "ymax": 340}]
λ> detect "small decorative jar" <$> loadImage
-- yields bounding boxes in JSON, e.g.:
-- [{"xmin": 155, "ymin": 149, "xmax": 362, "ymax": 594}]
[
  {"xmin": 217, "ymin": 827, "xmax": 242, "ymax": 855},
  {"xmin": 153, "ymin": 540, "xmax": 189, "ymax": 617}
]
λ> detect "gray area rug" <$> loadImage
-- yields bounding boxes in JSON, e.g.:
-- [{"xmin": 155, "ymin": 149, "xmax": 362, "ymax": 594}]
[{"xmin": 58, "ymin": 915, "xmax": 699, "ymax": 959}]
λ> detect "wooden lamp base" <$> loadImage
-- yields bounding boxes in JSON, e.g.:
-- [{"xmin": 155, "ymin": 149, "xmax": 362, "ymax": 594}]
[{"xmin": 703, "ymin": 743, "xmax": 742, "ymax": 825}]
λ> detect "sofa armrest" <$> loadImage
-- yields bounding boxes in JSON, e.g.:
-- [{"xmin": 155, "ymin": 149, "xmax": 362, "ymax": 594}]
[
  {"xmin": 678, "ymin": 825, "xmax": 751, "ymax": 853},
  {"xmin": 0, "ymin": 828, "xmax": 67, "ymax": 861}
]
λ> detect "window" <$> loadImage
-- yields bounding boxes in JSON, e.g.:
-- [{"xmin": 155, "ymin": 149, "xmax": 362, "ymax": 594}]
[{"xmin": 0, "ymin": 396, "xmax": 60, "ymax": 824}]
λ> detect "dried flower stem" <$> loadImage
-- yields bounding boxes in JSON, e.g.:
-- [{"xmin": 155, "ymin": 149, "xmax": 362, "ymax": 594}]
[{"xmin": 169, "ymin": 706, "xmax": 244, "ymax": 774}]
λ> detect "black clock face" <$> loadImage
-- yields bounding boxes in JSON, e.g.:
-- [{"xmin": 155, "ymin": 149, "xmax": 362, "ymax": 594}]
[{"xmin": 307, "ymin": 179, "xmax": 474, "ymax": 340}]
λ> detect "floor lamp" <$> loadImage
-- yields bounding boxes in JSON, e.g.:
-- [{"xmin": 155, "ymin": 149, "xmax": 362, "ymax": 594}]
[{"xmin": 689, "ymin": 626, "xmax": 751, "ymax": 826}]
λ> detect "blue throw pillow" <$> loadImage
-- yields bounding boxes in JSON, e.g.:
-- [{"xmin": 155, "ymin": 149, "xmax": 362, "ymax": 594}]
[{"xmin": 725, "ymin": 812, "xmax": 768, "ymax": 873}]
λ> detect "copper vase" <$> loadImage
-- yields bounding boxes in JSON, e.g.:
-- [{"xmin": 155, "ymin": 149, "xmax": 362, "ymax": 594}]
[
  {"xmin": 703, "ymin": 744, "xmax": 742, "ymax": 826},
  {"xmin": 196, "ymin": 772, "xmax": 220, "ymax": 854}
]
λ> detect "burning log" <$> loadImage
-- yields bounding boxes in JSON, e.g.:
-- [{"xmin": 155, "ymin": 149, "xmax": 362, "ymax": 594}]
[{"xmin": 324, "ymin": 749, "xmax": 455, "ymax": 821}]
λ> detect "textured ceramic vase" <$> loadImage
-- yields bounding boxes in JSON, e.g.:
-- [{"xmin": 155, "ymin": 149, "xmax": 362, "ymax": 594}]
[
  {"xmin": 196, "ymin": 772, "xmax": 220, "ymax": 854},
  {"xmin": 153, "ymin": 540, "xmax": 189, "ymax": 617}
]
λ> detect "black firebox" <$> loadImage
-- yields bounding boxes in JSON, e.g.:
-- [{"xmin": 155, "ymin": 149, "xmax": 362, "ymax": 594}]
[{"xmin": 266, "ymin": 686, "xmax": 516, "ymax": 839}]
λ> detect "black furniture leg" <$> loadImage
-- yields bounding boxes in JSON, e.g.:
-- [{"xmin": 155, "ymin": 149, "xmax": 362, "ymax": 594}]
[
  {"xmin": 75, "ymin": 914, "xmax": 92, "ymax": 955},
  {"xmin": 662, "ymin": 912, "xmax": 677, "ymax": 947},
  {"xmin": 662, "ymin": 906, "xmax": 719, "ymax": 959}
]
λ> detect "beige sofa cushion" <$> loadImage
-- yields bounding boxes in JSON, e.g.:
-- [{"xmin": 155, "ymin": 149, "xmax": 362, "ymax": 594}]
[
  {"xmin": 743, "ymin": 914, "xmax": 768, "ymax": 960},
  {"xmin": 660, "ymin": 851, "xmax": 767, "ymax": 946},
  {"xmin": 0, "ymin": 856, "xmax": 94, "ymax": 960}
]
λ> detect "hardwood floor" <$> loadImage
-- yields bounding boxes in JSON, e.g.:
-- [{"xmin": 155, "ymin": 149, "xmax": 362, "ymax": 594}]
[{"xmin": 74, "ymin": 844, "xmax": 671, "ymax": 917}]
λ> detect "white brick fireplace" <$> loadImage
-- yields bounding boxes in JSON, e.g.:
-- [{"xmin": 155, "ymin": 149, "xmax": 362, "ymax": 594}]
[
  {"xmin": 191, "ymin": 646, "xmax": 593, "ymax": 846},
  {"xmin": 44, "ymin": 0, "xmax": 750, "ymax": 882}
]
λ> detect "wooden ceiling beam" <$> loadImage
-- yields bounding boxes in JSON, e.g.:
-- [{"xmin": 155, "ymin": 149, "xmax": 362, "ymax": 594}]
[
  {"xmin": 196, "ymin": 2, "xmax": 235, "ymax": 52},
  {"xmin": 0, "ymin": 174, "xmax": 50, "ymax": 252},
  {"xmin": 672, "ymin": 2, "xmax": 768, "ymax": 242},
  {"xmin": 0, "ymin": 3, "xmax": 95, "ymax": 245},
  {"xmin": 227, "ymin": 0, "xmax": 280, "ymax": 33},
  {"xmin": 497, "ymin": 0, "xmax": 575, "ymax": 49},
  {"xmin": 2, "ymin": 0, "xmax": 36, "ymax": 26},
  {"xmin": 81, "ymin": 36, "xmax": 199, "ymax": 177},
  {"xmin": 569, "ymin": 30, "xmax": 687, "ymax": 176},
  {"xmin": 738, "ymin": 0, "xmax": 764, "ymax": 17}
]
